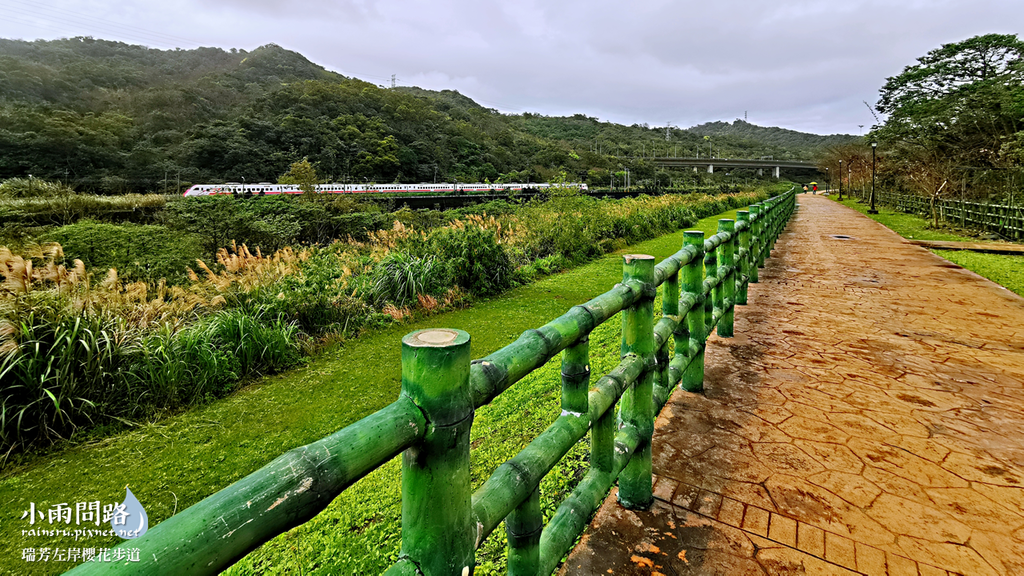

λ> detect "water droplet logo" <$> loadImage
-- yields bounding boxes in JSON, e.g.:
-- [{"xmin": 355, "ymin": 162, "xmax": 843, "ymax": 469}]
[{"xmin": 111, "ymin": 488, "xmax": 149, "ymax": 539}]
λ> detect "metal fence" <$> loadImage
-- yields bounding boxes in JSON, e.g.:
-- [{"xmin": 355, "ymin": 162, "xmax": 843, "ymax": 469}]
[{"xmin": 67, "ymin": 189, "xmax": 797, "ymax": 576}]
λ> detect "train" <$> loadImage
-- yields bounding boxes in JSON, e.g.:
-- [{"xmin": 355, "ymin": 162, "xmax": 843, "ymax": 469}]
[{"xmin": 182, "ymin": 182, "xmax": 587, "ymax": 197}]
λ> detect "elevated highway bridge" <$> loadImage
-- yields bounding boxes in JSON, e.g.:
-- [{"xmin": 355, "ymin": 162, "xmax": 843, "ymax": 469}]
[{"xmin": 651, "ymin": 157, "xmax": 819, "ymax": 177}]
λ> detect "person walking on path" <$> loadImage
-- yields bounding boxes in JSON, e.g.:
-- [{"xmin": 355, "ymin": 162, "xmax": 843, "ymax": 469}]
[
  {"xmin": 812, "ymin": 183, "xmax": 818, "ymax": 194},
  {"xmin": 802, "ymin": 184, "xmax": 808, "ymax": 194}
]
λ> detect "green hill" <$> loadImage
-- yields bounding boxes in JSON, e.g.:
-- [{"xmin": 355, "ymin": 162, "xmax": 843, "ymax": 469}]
[
  {"xmin": 0, "ymin": 37, "xmax": 848, "ymax": 192},
  {"xmin": 686, "ymin": 120, "xmax": 859, "ymax": 157}
]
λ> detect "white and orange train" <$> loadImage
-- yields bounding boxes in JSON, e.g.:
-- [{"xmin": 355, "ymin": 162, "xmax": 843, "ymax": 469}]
[{"xmin": 182, "ymin": 182, "xmax": 587, "ymax": 197}]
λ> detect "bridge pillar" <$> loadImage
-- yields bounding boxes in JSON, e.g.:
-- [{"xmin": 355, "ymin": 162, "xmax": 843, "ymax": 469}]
[
  {"xmin": 707, "ymin": 164, "xmax": 714, "ymax": 174},
  {"xmin": 773, "ymin": 166, "xmax": 780, "ymax": 179}
]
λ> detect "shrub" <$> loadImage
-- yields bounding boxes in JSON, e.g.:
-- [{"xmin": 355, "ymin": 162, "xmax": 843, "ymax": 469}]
[
  {"xmin": 426, "ymin": 225, "xmax": 512, "ymax": 297},
  {"xmin": 368, "ymin": 251, "xmax": 450, "ymax": 307},
  {"xmin": 0, "ymin": 177, "xmax": 74, "ymax": 198},
  {"xmin": 518, "ymin": 195, "xmax": 610, "ymax": 263},
  {"xmin": 43, "ymin": 221, "xmax": 204, "ymax": 284},
  {"xmin": 0, "ymin": 302, "xmax": 135, "ymax": 448}
]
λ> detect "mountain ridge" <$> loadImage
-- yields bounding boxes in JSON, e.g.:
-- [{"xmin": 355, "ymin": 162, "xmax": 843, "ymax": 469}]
[{"xmin": 0, "ymin": 37, "xmax": 848, "ymax": 191}]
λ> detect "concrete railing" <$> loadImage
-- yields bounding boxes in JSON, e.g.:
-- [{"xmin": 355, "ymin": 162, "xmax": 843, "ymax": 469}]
[{"xmin": 66, "ymin": 189, "xmax": 797, "ymax": 576}]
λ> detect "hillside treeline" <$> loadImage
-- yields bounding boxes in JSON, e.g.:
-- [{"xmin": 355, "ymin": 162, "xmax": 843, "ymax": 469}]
[
  {"xmin": 1, "ymin": 37, "xmax": 847, "ymax": 193},
  {"xmin": 819, "ymin": 34, "xmax": 1024, "ymax": 219}
]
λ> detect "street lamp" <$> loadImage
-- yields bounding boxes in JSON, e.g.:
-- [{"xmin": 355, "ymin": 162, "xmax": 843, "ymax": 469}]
[
  {"xmin": 825, "ymin": 167, "xmax": 829, "ymax": 194},
  {"xmin": 868, "ymin": 142, "xmax": 878, "ymax": 214},
  {"xmin": 838, "ymin": 160, "xmax": 843, "ymax": 201}
]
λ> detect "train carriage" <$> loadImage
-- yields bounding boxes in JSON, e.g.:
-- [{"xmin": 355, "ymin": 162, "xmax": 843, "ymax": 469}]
[{"xmin": 183, "ymin": 182, "xmax": 587, "ymax": 197}]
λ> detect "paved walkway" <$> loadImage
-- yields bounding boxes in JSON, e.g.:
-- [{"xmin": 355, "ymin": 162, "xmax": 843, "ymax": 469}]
[{"xmin": 563, "ymin": 195, "xmax": 1024, "ymax": 576}]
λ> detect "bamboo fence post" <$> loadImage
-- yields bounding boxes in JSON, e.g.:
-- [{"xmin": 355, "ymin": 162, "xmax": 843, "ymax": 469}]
[
  {"xmin": 749, "ymin": 204, "xmax": 761, "ymax": 283},
  {"xmin": 704, "ymin": 239, "xmax": 717, "ymax": 338},
  {"xmin": 681, "ymin": 231, "xmax": 705, "ymax": 392},
  {"xmin": 617, "ymin": 254, "xmax": 656, "ymax": 510},
  {"xmin": 757, "ymin": 202, "xmax": 769, "ymax": 268},
  {"xmin": 658, "ymin": 255, "xmax": 679, "ymax": 400},
  {"xmin": 561, "ymin": 337, "xmax": 590, "ymax": 416},
  {"xmin": 736, "ymin": 211, "xmax": 750, "ymax": 306},
  {"xmin": 591, "ymin": 405, "xmax": 614, "ymax": 478},
  {"xmin": 399, "ymin": 329, "xmax": 474, "ymax": 576},
  {"xmin": 506, "ymin": 486, "xmax": 541, "ymax": 576},
  {"xmin": 717, "ymin": 219, "xmax": 735, "ymax": 338},
  {"xmin": 507, "ymin": 336, "xmax": 588, "ymax": 574}
]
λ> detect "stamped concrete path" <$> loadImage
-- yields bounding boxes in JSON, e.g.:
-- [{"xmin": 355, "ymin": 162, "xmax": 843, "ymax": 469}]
[{"xmin": 562, "ymin": 194, "xmax": 1024, "ymax": 576}]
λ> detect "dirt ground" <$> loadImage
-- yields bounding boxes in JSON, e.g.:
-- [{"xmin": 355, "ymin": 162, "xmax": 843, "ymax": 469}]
[{"xmin": 562, "ymin": 194, "xmax": 1024, "ymax": 576}]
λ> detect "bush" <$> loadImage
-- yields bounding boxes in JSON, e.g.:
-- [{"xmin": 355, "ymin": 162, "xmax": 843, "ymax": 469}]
[
  {"xmin": 518, "ymin": 195, "xmax": 610, "ymax": 263},
  {"xmin": 367, "ymin": 251, "xmax": 450, "ymax": 307},
  {"xmin": 165, "ymin": 195, "xmax": 390, "ymax": 255},
  {"xmin": 426, "ymin": 225, "xmax": 512, "ymax": 297},
  {"xmin": 43, "ymin": 221, "xmax": 204, "ymax": 284},
  {"xmin": 241, "ymin": 249, "xmax": 374, "ymax": 335},
  {"xmin": 0, "ymin": 292, "xmax": 303, "ymax": 452},
  {"xmin": 0, "ymin": 301, "xmax": 135, "ymax": 448},
  {"xmin": 0, "ymin": 177, "xmax": 74, "ymax": 198}
]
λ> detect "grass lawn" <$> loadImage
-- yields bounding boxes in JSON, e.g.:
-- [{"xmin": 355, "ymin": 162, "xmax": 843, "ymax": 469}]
[
  {"xmin": 830, "ymin": 197, "xmax": 1024, "ymax": 298},
  {"xmin": 0, "ymin": 206, "xmax": 756, "ymax": 575}
]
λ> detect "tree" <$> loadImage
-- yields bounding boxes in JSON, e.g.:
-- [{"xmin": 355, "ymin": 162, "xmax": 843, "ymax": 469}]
[
  {"xmin": 877, "ymin": 34, "xmax": 1024, "ymax": 117},
  {"xmin": 873, "ymin": 34, "xmax": 1024, "ymax": 207},
  {"xmin": 278, "ymin": 157, "xmax": 321, "ymax": 198}
]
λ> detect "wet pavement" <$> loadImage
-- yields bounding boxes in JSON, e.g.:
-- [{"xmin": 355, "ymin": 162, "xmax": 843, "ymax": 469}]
[{"xmin": 562, "ymin": 195, "xmax": 1024, "ymax": 576}]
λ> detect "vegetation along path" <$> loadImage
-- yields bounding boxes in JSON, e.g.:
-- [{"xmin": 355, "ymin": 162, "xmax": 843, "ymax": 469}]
[
  {"xmin": 0, "ymin": 204, "xmax": 752, "ymax": 574},
  {"xmin": 563, "ymin": 193, "xmax": 1024, "ymax": 575}
]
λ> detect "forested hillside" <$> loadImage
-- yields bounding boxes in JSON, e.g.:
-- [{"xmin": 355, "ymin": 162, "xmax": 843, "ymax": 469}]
[
  {"xmin": 686, "ymin": 120, "xmax": 859, "ymax": 157},
  {"xmin": 0, "ymin": 37, "xmax": 848, "ymax": 192}
]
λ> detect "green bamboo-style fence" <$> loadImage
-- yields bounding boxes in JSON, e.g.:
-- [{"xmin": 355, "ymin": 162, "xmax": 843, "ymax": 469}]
[
  {"xmin": 65, "ymin": 189, "xmax": 796, "ymax": 576},
  {"xmin": 849, "ymin": 188, "xmax": 1024, "ymax": 240}
]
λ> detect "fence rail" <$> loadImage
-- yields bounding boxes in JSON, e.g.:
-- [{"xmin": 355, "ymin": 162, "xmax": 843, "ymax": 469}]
[
  {"xmin": 66, "ymin": 188, "xmax": 797, "ymax": 576},
  {"xmin": 849, "ymin": 188, "xmax": 1024, "ymax": 240}
]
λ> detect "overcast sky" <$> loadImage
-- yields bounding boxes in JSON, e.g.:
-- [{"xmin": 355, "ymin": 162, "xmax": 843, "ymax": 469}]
[{"xmin": 0, "ymin": 0, "xmax": 1019, "ymax": 135}]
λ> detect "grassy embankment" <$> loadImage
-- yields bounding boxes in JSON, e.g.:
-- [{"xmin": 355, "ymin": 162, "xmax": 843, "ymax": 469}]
[
  {"xmin": 829, "ymin": 196, "xmax": 1024, "ymax": 297},
  {"xmin": 2, "ymin": 188, "xmax": 773, "ymax": 456},
  {"xmin": 0, "ymin": 194, "xmax": 776, "ymax": 574}
]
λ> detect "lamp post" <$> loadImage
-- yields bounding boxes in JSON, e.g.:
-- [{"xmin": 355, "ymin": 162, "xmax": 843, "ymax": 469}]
[
  {"xmin": 825, "ymin": 167, "xmax": 829, "ymax": 194},
  {"xmin": 868, "ymin": 142, "xmax": 878, "ymax": 214},
  {"xmin": 838, "ymin": 160, "xmax": 843, "ymax": 201}
]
